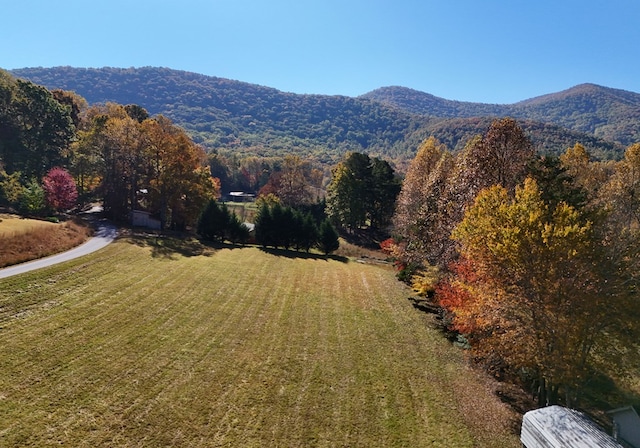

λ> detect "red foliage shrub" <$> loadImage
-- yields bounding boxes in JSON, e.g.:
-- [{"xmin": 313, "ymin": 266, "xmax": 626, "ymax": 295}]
[{"xmin": 42, "ymin": 167, "xmax": 78, "ymax": 212}]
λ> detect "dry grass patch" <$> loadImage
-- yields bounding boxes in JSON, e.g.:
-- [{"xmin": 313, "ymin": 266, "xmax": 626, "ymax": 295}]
[
  {"xmin": 0, "ymin": 214, "xmax": 58, "ymax": 236},
  {"xmin": 334, "ymin": 237, "xmax": 389, "ymax": 263},
  {"xmin": 0, "ymin": 239, "xmax": 520, "ymax": 447},
  {"xmin": 0, "ymin": 215, "xmax": 92, "ymax": 268}
]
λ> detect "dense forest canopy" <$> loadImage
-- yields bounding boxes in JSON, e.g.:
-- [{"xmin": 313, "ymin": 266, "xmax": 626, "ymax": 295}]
[
  {"xmin": 363, "ymin": 84, "xmax": 640, "ymax": 148},
  {"xmin": 10, "ymin": 67, "xmax": 630, "ymax": 164}
]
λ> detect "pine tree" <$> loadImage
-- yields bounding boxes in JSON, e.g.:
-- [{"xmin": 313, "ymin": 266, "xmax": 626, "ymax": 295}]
[
  {"xmin": 317, "ymin": 219, "xmax": 339, "ymax": 255},
  {"xmin": 254, "ymin": 202, "xmax": 273, "ymax": 248},
  {"xmin": 197, "ymin": 200, "xmax": 228, "ymax": 242}
]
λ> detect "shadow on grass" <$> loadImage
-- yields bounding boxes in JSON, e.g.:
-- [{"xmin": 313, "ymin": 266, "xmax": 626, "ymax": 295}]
[
  {"xmin": 127, "ymin": 234, "xmax": 215, "ymax": 259},
  {"xmin": 258, "ymin": 246, "xmax": 348, "ymax": 263}
]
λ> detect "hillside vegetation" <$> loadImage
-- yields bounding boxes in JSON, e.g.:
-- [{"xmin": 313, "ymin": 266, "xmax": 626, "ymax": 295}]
[
  {"xmin": 0, "ymin": 238, "xmax": 520, "ymax": 447},
  {"xmin": 10, "ymin": 67, "xmax": 631, "ymax": 163},
  {"xmin": 363, "ymin": 84, "xmax": 640, "ymax": 147}
]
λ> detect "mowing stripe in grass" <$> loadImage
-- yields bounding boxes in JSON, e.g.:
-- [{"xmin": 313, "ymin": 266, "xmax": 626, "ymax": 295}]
[{"xmin": 0, "ymin": 239, "xmax": 519, "ymax": 447}]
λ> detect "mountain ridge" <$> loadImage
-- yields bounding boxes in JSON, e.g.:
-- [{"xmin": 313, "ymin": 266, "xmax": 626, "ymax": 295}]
[
  {"xmin": 363, "ymin": 83, "xmax": 640, "ymax": 146},
  {"xmin": 8, "ymin": 66, "xmax": 634, "ymax": 162}
]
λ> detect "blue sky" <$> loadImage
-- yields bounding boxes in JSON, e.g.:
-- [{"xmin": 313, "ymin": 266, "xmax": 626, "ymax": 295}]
[{"xmin": 2, "ymin": 0, "xmax": 639, "ymax": 103}]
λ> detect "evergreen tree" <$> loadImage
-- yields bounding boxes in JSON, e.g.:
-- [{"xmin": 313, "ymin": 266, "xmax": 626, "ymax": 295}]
[
  {"xmin": 254, "ymin": 202, "xmax": 273, "ymax": 248},
  {"xmin": 197, "ymin": 200, "xmax": 229, "ymax": 242},
  {"xmin": 326, "ymin": 152, "xmax": 400, "ymax": 232},
  {"xmin": 317, "ymin": 219, "xmax": 339, "ymax": 254},
  {"xmin": 226, "ymin": 212, "xmax": 250, "ymax": 244},
  {"xmin": 19, "ymin": 179, "xmax": 46, "ymax": 215},
  {"xmin": 299, "ymin": 212, "xmax": 318, "ymax": 252},
  {"xmin": 269, "ymin": 202, "xmax": 286, "ymax": 248}
]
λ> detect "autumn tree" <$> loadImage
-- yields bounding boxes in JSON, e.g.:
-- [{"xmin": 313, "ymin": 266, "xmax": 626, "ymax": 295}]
[
  {"xmin": 558, "ymin": 143, "xmax": 613, "ymax": 203},
  {"xmin": 258, "ymin": 155, "xmax": 318, "ymax": 207},
  {"xmin": 68, "ymin": 114, "xmax": 106, "ymax": 199},
  {"xmin": 443, "ymin": 177, "xmax": 635, "ymax": 406},
  {"xmin": 142, "ymin": 116, "xmax": 217, "ymax": 230},
  {"xmin": 599, "ymin": 142, "xmax": 640, "ymax": 228},
  {"xmin": 0, "ymin": 168, "xmax": 22, "ymax": 206},
  {"xmin": 446, "ymin": 117, "xmax": 535, "ymax": 205},
  {"xmin": 278, "ymin": 155, "xmax": 312, "ymax": 206},
  {"xmin": 99, "ymin": 109, "xmax": 146, "ymax": 221},
  {"xmin": 79, "ymin": 104, "xmax": 218, "ymax": 228},
  {"xmin": 393, "ymin": 137, "xmax": 453, "ymax": 265},
  {"xmin": 434, "ymin": 117, "xmax": 536, "ymax": 264},
  {"xmin": 240, "ymin": 156, "xmax": 269, "ymax": 193},
  {"xmin": 42, "ymin": 167, "xmax": 78, "ymax": 212}
]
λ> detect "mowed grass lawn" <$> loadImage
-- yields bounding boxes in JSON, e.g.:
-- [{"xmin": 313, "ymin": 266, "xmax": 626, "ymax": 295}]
[{"xmin": 0, "ymin": 237, "xmax": 520, "ymax": 447}]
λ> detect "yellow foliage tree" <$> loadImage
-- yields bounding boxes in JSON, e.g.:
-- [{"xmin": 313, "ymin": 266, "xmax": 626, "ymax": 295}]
[{"xmin": 449, "ymin": 177, "xmax": 634, "ymax": 406}]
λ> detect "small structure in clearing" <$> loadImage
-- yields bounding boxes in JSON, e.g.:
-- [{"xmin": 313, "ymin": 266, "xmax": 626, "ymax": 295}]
[
  {"xmin": 608, "ymin": 406, "xmax": 640, "ymax": 448},
  {"xmin": 228, "ymin": 192, "xmax": 255, "ymax": 202},
  {"xmin": 131, "ymin": 210, "xmax": 161, "ymax": 230}
]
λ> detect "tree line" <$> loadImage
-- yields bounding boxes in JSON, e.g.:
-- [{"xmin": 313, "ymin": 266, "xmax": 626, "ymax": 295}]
[
  {"xmin": 385, "ymin": 117, "xmax": 640, "ymax": 408},
  {"xmin": 1, "ymin": 70, "xmax": 218, "ymax": 230},
  {"xmin": 1, "ymin": 68, "xmax": 341, "ymax": 254}
]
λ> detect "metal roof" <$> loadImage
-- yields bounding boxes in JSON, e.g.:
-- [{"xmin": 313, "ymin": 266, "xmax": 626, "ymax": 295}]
[{"xmin": 521, "ymin": 405, "xmax": 623, "ymax": 448}]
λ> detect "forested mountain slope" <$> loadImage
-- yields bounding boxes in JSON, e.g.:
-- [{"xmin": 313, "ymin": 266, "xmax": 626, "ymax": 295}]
[
  {"xmin": 363, "ymin": 84, "xmax": 640, "ymax": 147},
  {"xmin": 10, "ymin": 67, "xmax": 628, "ymax": 162},
  {"xmin": 10, "ymin": 67, "xmax": 422, "ymax": 164}
]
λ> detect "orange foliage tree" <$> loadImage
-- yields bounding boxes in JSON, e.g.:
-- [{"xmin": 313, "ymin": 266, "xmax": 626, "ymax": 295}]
[{"xmin": 441, "ymin": 177, "xmax": 635, "ymax": 406}]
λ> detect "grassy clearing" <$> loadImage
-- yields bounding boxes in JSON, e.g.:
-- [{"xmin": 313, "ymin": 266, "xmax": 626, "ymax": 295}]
[
  {"xmin": 0, "ymin": 214, "xmax": 58, "ymax": 237},
  {"xmin": 0, "ymin": 215, "xmax": 92, "ymax": 268},
  {"xmin": 224, "ymin": 201, "xmax": 258, "ymax": 223},
  {"xmin": 0, "ymin": 237, "xmax": 520, "ymax": 447}
]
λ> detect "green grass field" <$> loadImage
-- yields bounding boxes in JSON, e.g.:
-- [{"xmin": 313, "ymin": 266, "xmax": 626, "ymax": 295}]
[{"xmin": 0, "ymin": 236, "xmax": 520, "ymax": 447}]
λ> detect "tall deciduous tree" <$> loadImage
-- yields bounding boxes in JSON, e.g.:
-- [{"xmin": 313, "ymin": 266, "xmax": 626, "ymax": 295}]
[
  {"xmin": 559, "ymin": 143, "xmax": 612, "ymax": 203},
  {"xmin": 277, "ymin": 155, "xmax": 312, "ymax": 207},
  {"xmin": 436, "ymin": 117, "xmax": 536, "ymax": 264},
  {"xmin": 446, "ymin": 117, "xmax": 535, "ymax": 209},
  {"xmin": 79, "ymin": 104, "xmax": 218, "ymax": 228},
  {"xmin": 599, "ymin": 142, "xmax": 640, "ymax": 228},
  {"xmin": 143, "ymin": 116, "xmax": 217, "ymax": 230},
  {"xmin": 444, "ymin": 177, "xmax": 635, "ymax": 406},
  {"xmin": 393, "ymin": 137, "xmax": 453, "ymax": 265}
]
